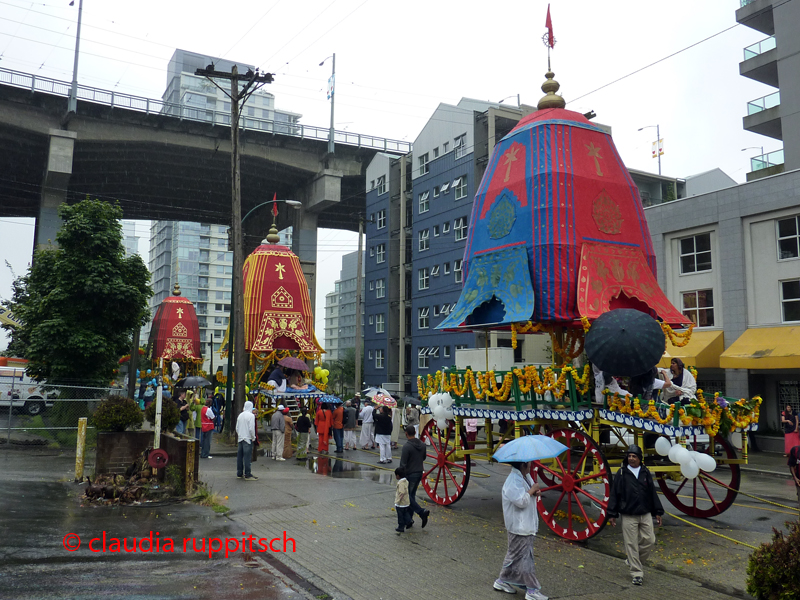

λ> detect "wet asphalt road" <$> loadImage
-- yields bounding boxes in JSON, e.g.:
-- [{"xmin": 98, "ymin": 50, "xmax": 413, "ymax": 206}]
[{"xmin": 0, "ymin": 450, "xmax": 313, "ymax": 600}]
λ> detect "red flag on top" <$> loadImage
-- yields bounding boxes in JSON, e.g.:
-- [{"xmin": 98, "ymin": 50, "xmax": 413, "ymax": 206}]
[
  {"xmin": 545, "ymin": 4, "xmax": 554, "ymax": 48},
  {"xmin": 271, "ymin": 192, "xmax": 278, "ymax": 217}
]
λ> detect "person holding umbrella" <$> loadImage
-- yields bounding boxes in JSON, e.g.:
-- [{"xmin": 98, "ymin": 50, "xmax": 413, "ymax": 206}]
[{"xmin": 492, "ymin": 436, "xmax": 563, "ymax": 600}]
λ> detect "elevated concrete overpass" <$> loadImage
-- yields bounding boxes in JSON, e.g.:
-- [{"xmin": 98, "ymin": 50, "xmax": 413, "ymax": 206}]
[{"xmin": 0, "ymin": 67, "xmax": 410, "ymax": 263}]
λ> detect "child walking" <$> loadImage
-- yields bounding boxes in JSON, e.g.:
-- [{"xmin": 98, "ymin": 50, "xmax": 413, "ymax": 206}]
[{"xmin": 394, "ymin": 467, "xmax": 413, "ymax": 533}]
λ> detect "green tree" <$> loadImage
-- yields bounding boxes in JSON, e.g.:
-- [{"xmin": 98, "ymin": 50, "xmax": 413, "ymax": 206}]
[
  {"xmin": 326, "ymin": 347, "xmax": 363, "ymax": 397},
  {"xmin": 1, "ymin": 199, "xmax": 152, "ymax": 386}
]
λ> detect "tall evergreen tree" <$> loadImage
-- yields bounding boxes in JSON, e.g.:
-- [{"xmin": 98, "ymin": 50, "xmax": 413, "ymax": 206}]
[{"xmin": 1, "ymin": 199, "xmax": 152, "ymax": 386}]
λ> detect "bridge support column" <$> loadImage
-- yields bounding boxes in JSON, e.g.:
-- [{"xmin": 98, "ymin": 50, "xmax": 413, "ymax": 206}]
[
  {"xmin": 293, "ymin": 210, "xmax": 318, "ymax": 318},
  {"xmin": 34, "ymin": 129, "xmax": 77, "ymax": 248}
]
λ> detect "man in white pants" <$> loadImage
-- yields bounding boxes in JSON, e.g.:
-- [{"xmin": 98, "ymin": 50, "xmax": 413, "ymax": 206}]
[{"xmin": 270, "ymin": 404, "xmax": 286, "ymax": 461}]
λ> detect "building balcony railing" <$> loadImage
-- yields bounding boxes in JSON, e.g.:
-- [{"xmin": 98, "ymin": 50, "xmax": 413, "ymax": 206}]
[
  {"xmin": 0, "ymin": 66, "xmax": 412, "ymax": 154},
  {"xmin": 750, "ymin": 148, "xmax": 784, "ymax": 171},
  {"xmin": 744, "ymin": 35, "xmax": 776, "ymax": 60},
  {"xmin": 747, "ymin": 91, "xmax": 780, "ymax": 115}
]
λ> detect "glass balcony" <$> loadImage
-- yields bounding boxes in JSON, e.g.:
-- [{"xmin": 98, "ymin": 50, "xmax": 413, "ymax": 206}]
[
  {"xmin": 747, "ymin": 91, "xmax": 780, "ymax": 115},
  {"xmin": 750, "ymin": 148, "xmax": 784, "ymax": 171},
  {"xmin": 744, "ymin": 36, "xmax": 776, "ymax": 60}
]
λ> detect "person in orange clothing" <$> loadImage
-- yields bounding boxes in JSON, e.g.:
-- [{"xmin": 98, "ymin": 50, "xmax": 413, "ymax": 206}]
[
  {"xmin": 315, "ymin": 403, "xmax": 332, "ymax": 454},
  {"xmin": 332, "ymin": 403, "xmax": 345, "ymax": 454}
]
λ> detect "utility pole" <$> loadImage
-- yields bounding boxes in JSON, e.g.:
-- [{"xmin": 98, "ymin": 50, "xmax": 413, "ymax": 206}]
[
  {"xmin": 320, "ymin": 53, "xmax": 335, "ymax": 155},
  {"xmin": 195, "ymin": 63, "xmax": 273, "ymax": 430},
  {"xmin": 354, "ymin": 217, "xmax": 364, "ymax": 394}
]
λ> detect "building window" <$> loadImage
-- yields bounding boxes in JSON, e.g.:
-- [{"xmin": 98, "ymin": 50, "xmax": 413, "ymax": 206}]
[
  {"xmin": 376, "ymin": 349, "xmax": 384, "ymax": 369},
  {"xmin": 376, "ymin": 279, "xmax": 385, "ymax": 298},
  {"xmin": 682, "ymin": 289, "xmax": 715, "ymax": 327},
  {"xmin": 369, "ymin": 281, "xmax": 374, "ymax": 291},
  {"xmin": 369, "ymin": 315, "xmax": 374, "ymax": 325},
  {"xmin": 777, "ymin": 216, "xmax": 800, "ymax": 260},
  {"xmin": 441, "ymin": 303, "xmax": 450, "ymax": 315},
  {"xmin": 418, "ymin": 153, "xmax": 429, "ymax": 175},
  {"xmin": 376, "ymin": 244, "xmax": 386, "ymax": 264},
  {"xmin": 377, "ymin": 209, "xmax": 386, "ymax": 229},
  {"xmin": 376, "ymin": 175, "xmax": 386, "ymax": 195},
  {"xmin": 443, "ymin": 221, "xmax": 450, "ymax": 234},
  {"xmin": 454, "ymin": 133, "xmax": 466, "ymax": 159},
  {"xmin": 443, "ymin": 262, "xmax": 450, "ymax": 275},
  {"xmin": 454, "ymin": 217, "xmax": 468, "ymax": 241},
  {"xmin": 430, "ymin": 346, "xmax": 439, "ymax": 358},
  {"xmin": 779, "ymin": 381, "xmax": 800, "ymax": 414},
  {"xmin": 454, "ymin": 259, "xmax": 463, "ymax": 283},
  {"xmin": 418, "ymin": 348, "xmax": 429, "ymax": 370},
  {"xmin": 433, "ymin": 305, "xmax": 440, "ymax": 317},
  {"xmin": 443, "ymin": 141, "xmax": 449, "ymax": 153},
  {"xmin": 419, "ymin": 191, "xmax": 430, "ymax": 214},
  {"xmin": 370, "ymin": 247, "xmax": 374, "ymax": 257},
  {"xmin": 431, "ymin": 264, "xmax": 440, "ymax": 276},
  {"xmin": 376, "ymin": 313, "xmax": 385, "ymax": 333},
  {"xmin": 433, "ymin": 186, "xmax": 440, "ymax": 198},
  {"xmin": 433, "ymin": 225, "xmax": 440, "ymax": 237},
  {"xmin": 418, "ymin": 307, "xmax": 429, "ymax": 329},
  {"xmin": 781, "ymin": 279, "xmax": 800, "ymax": 322},
  {"xmin": 433, "ymin": 147, "xmax": 439, "ymax": 159},
  {"xmin": 419, "ymin": 268, "xmax": 430, "ymax": 290},
  {"xmin": 419, "ymin": 229, "xmax": 429, "ymax": 252},
  {"xmin": 440, "ymin": 181, "xmax": 450, "ymax": 194},
  {"xmin": 368, "ymin": 350, "xmax": 373, "ymax": 360},
  {"xmin": 680, "ymin": 233, "xmax": 712, "ymax": 274},
  {"xmin": 454, "ymin": 176, "xmax": 467, "ymax": 200},
  {"xmin": 444, "ymin": 346, "xmax": 451, "ymax": 358}
]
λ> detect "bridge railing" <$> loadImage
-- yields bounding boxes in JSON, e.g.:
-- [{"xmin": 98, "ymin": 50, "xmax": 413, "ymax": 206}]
[{"xmin": 0, "ymin": 67, "xmax": 412, "ymax": 154}]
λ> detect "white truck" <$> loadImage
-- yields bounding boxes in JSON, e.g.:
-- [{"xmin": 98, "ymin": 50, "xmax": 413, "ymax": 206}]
[{"xmin": 0, "ymin": 367, "xmax": 56, "ymax": 416}]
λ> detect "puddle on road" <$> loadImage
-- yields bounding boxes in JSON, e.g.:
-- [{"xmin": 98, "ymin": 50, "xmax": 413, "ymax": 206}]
[{"xmin": 299, "ymin": 456, "xmax": 395, "ymax": 484}]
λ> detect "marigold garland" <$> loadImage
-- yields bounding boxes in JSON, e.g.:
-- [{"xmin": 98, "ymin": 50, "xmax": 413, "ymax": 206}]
[
  {"xmin": 417, "ymin": 364, "xmax": 591, "ymax": 402},
  {"xmin": 662, "ymin": 322, "xmax": 694, "ymax": 348}
]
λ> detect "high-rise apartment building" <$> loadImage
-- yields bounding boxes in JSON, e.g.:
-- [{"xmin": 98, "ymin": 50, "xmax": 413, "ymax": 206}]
[
  {"xmin": 737, "ymin": 0, "xmax": 800, "ymax": 179},
  {"xmin": 323, "ymin": 250, "xmax": 364, "ymax": 361}
]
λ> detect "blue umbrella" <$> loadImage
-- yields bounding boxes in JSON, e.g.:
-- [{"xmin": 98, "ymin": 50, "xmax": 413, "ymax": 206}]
[{"xmin": 492, "ymin": 435, "xmax": 569, "ymax": 463}]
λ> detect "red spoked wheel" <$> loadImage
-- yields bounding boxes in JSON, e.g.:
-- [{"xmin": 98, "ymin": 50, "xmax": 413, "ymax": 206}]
[
  {"xmin": 420, "ymin": 419, "xmax": 471, "ymax": 506},
  {"xmin": 532, "ymin": 428, "xmax": 610, "ymax": 541},
  {"xmin": 657, "ymin": 434, "xmax": 740, "ymax": 518}
]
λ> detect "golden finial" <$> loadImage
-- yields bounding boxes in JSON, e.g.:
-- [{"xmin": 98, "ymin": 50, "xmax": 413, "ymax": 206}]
[
  {"xmin": 172, "ymin": 283, "xmax": 182, "ymax": 296},
  {"xmin": 537, "ymin": 71, "xmax": 565, "ymax": 110}
]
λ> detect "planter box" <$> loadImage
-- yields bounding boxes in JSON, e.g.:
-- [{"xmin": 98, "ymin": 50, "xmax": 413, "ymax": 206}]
[{"xmin": 95, "ymin": 431, "xmax": 199, "ymax": 490}]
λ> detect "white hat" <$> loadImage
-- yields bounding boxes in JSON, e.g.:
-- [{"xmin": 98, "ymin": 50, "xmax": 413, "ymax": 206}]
[{"xmin": 277, "ymin": 404, "xmax": 285, "ymax": 411}]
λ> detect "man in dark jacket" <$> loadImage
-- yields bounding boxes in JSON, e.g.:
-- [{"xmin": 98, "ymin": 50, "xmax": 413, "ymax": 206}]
[
  {"xmin": 399, "ymin": 425, "xmax": 430, "ymax": 528},
  {"xmin": 607, "ymin": 444, "xmax": 663, "ymax": 586}
]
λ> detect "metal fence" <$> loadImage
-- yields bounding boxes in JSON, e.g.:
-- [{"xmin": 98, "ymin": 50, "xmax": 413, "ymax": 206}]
[
  {"xmin": 1, "ymin": 385, "xmax": 125, "ymax": 449},
  {"xmin": 0, "ymin": 66, "xmax": 412, "ymax": 154}
]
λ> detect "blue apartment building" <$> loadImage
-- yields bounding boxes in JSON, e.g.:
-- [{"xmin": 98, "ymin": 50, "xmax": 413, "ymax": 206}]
[{"xmin": 364, "ymin": 99, "xmax": 524, "ymax": 394}]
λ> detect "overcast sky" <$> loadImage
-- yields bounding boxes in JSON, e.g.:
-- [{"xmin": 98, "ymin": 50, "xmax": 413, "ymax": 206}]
[{"xmin": 0, "ymin": 0, "xmax": 778, "ymax": 351}]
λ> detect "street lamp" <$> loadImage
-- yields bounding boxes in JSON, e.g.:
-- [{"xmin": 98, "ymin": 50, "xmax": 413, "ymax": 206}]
[
  {"xmin": 497, "ymin": 94, "xmax": 520, "ymax": 108},
  {"xmin": 638, "ymin": 125, "xmax": 662, "ymax": 175},
  {"xmin": 319, "ymin": 54, "xmax": 335, "ymax": 155},
  {"xmin": 67, "ymin": 0, "xmax": 84, "ymax": 114}
]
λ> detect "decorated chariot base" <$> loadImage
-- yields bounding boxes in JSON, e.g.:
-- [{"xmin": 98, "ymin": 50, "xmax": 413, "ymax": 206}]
[{"xmin": 414, "ymin": 365, "xmax": 762, "ymax": 542}]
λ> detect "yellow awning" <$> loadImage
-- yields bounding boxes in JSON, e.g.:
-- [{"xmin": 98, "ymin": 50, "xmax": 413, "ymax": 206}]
[
  {"xmin": 659, "ymin": 330, "xmax": 724, "ymax": 370},
  {"xmin": 719, "ymin": 326, "xmax": 800, "ymax": 370}
]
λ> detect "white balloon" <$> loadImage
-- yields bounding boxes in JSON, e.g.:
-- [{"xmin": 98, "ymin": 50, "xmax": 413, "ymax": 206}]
[
  {"xmin": 668, "ymin": 444, "xmax": 683, "ymax": 463},
  {"xmin": 655, "ymin": 437, "xmax": 672, "ymax": 457},
  {"xmin": 680, "ymin": 459, "xmax": 700, "ymax": 479},
  {"xmin": 695, "ymin": 453, "xmax": 717, "ymax": 473},
  {"xmin": 673, "ymin": 446, "xmax": 692, "ymax": 465}
]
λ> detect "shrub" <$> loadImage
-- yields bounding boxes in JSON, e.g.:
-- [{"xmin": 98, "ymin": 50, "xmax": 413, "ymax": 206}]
[
  {"xmin": 91, "ymin": 397, "xmax": 143, "ymax": 432},
  {"xmin": 747, "ymin": 520, "xmax": 800, "ymax": 600},
  {"xmin": 144, "ymin": 398, "xmax": 180, "ymax": 432},
  {"xmin": 165, "ymin": 464, "xmax": 185, "ymax": 496}
]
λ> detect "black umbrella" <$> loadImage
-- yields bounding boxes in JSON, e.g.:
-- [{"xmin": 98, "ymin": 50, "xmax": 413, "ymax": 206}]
[
  {"xmin": 176, "ymin": 375, "xmax": 213, "ymax": 388},
  {"xmin": 585, "ymin": 309, "xmax": 665, "ymax": 377}
]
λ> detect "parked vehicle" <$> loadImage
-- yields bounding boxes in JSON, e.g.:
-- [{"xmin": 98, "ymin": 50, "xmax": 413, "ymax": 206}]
[{"xmin": 0, "ymin": 367, "xmax": 56, "ymax": 416}]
